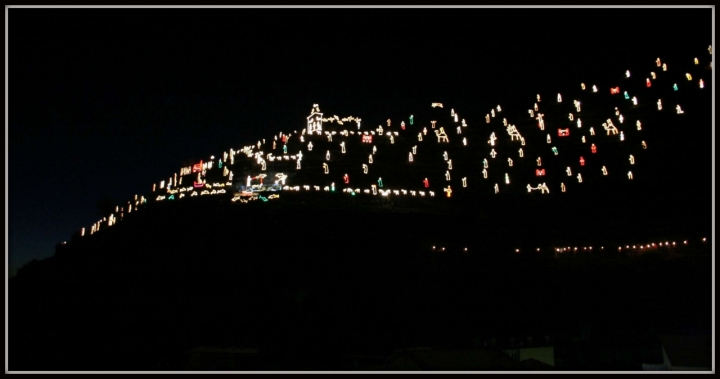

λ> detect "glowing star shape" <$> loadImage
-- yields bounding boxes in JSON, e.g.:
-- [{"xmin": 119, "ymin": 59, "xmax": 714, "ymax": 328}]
[
  {"xmin": 483, "ymin": 158, "xmax": 488, "ymax": 169},
  {"xmin": 577, "ymin": 173, "xmax": 583, "ymax": 183},
  {"xmin": 482, "ymin": 168, "xmax": 488, "ymax": 179},
  {"xmin": 627, "ymin": 171, "xmax": 633, "ymax": 180},
  {"xmin": 552, "ymin": 146, "xmax": 558, "ymax": 155},
  {"xmin": 601, "ymin": 166, "xmax": 608, "ymax": 176},
  {"xmin": 676, "ymin": 105, "xmax": 684, "ymax": 114},
  {"xmin": 592, "ymin": 85, "xmax": 598, "ymax": 92},
  {"xmin": 490, "ymin": 149, "xmax": 497, "ymax": 158},
  {"xmin": 505, "ymin": 173, "xmax": 510, "ymax": 184},
  {"xmin": 518, "ymin": 148, "xmax": 523, "ymax": 157},
  {"xmin": 494, "ymin": 183, "xmax": 499, "ymax": 194},
  {"xmin": 323, "ymin": 163, "xmax": 329, "ymax": 174},
  {"xmin": 508, "ymin": 158, "xmax": 513, "ymax": 167},
  {"xmin": 363, "ymin": 164, "xmax": 368, "ymax": 174},
  {"xmin": 579, "ymin": 157, "xmax": 585, "ymax": 166},
  {"xmin": 642, "ymin": 141, "xmax": 647, "ymax": 149},
  {"xmin": 581, "ymin": 83, "xmax": 586, "ymax": 90},
  {"xmin": 566, "ymin": 167, "xmax": 572, "ymax": 176},
  {"xmin": 547, "ymin": 134, "xmax": 551, "ymax": 144}
]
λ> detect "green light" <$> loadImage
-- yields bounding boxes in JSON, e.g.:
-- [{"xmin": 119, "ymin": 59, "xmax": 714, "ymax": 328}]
[
  {"xmin": 409, "ymin": 115, "xmax": 414, "ymax": 125},
  {"xmin": 218, "ymin": 160, "xmax": 223, "ymax": 168},
  {"xmin": 673, "ymin": 84, "xmax": 678, "ymax": 91},
  {"xmin": 259, "ymin": 196, "xmax": 268, "ymax": 202},
  {"xmin": 168, "ymin": 195, "xmax": 175, "ymax": 200},
  {"xmin": 624, "ymin": 91, "xmax": 630, "ymax": 99}
]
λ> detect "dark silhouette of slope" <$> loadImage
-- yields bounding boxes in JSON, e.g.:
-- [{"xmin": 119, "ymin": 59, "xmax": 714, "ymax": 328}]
[{"xmin": 10, "ymin": 52, "xmax": 712, "ymax": 371}]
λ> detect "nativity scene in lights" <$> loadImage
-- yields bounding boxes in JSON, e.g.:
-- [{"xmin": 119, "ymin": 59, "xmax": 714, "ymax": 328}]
[{"xmin": 72, "ymin": 47, "xmax": 711, "ymax": 240}]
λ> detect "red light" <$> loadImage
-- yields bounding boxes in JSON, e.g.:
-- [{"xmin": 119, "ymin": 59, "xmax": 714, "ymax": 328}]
[
  {"xmin": 192, "ymin": 160, "xmax": 204, "ymax": 173},
  {"xmin": 362, "ymin": 135, "xmax": 372, "ymax": 143},
  {"xmin": 536, "ymin": 169, "xmax": 546, "ymax": 176},
  {"xmin": 610, "ymin": 87, "xmax": 620, "ymax": 94},
  {"xmin": 646, "ymin": 78, "xmax": 651, "ymax": 88},
  {"xmin": 343, "ymin": 174, "xmax": 349, "ymax": 184},
  {"xmin": 558, "ymin": 128, "xmax": 570, "ymax": 137},
  {"xmin": 591, "ymin": 144, "xmax": 597, "ymax": 153},
  {"xmin": 579, "ymin": 157, "xmax": 585, "ymax": 166},
  {"xmin": 423, "ymin": 178, "xmax": 430, "ymax": 188}
]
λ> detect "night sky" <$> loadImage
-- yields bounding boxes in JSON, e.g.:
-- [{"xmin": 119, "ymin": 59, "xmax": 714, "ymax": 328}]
[{"xmin": 8, "ymin": 7, "xmax": 712, "ymax": 273}]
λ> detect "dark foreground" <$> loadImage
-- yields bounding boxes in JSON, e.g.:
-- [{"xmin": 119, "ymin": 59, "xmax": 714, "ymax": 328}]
[{"xmin": 10, "ymin": 198, "xmax": 712, "ymax": 371}]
